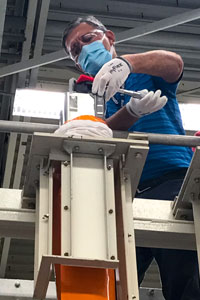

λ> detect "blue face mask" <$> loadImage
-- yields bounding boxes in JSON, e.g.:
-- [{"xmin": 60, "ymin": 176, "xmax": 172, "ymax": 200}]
[{"xmin": 78, "ymin": 41, "xmax": 112, "ymax": 75}]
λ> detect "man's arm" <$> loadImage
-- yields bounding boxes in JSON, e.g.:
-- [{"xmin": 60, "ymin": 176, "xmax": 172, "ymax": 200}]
[
  {"xmin": 92, "ymin": 50, "xmax": 183, "ymax": 101},
  {"xmin": 105, "ymin": 89, "xmax": 167, "ymax": 130},
  {"xmin": 106, "ymin": 106, "xmax": 139, "ymax": 130},
  {"xmin": 122, "ymin": 50, "xmax": 183, "ymax": 83}
]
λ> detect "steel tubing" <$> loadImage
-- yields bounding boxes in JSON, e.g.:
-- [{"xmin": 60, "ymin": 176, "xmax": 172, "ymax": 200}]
[
  {"xmin": 0, "ymin": 120, "xmax": 58, "ymax": 134},
  {"xmin": 115, "ymin": 131, "xmax": 200, "ymax": 147},
  {"xmin": 0, "ymin": 121, "xmax": 200, "ymax": 147},
  {"xmin": 146, "ymin": 132, "xmax": 200, "ymax": 147}
]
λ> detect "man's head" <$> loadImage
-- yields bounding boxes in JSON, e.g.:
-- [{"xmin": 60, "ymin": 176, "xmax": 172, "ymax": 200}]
[{"xmin": 62, "ymin": 16, "xmax": 116, "ymax": 75}]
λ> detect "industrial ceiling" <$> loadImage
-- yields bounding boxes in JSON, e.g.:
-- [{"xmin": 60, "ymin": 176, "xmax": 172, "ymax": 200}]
[
  {"xmin": 0, "ymin": 0, "xmax": 200, "ymax": 183},
  {"xmin": 0, "ymin": 0, "xmax": 200, "ymax": 293}
]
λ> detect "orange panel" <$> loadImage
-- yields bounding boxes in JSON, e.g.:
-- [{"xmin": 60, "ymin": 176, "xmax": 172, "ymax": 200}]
[
  {"xmin": 53, "ymin": 163, "xmax": 116, "ymax": 300},
  {"xmin": 59, "ymin": 266, "xmax": 116, "ymax": 300}
]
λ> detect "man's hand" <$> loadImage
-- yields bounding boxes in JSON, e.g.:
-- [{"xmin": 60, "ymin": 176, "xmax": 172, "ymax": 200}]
[
  {"xmin": 126, "ymin": 89, "xmax": 167, "ymax": 117},
  {"xmin": 92, "ymin": 57, "xmax": 131, "ymax": 101}
]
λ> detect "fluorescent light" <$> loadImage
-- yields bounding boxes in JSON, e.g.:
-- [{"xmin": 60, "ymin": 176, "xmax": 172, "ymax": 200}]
[
  {"xmin": 13, "ymin": 89, "xmax": 65, "ymax": 119},
  {"xmin": 179, "ymin": 103, "xmax": 200, "ymax": 131}
]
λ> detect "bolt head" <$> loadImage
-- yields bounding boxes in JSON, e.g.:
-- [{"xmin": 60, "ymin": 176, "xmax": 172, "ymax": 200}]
[
  {"xmin": 135, "ymin": 152, "xmax": 142, "ymax": 158},
  {"xmin": 74, "ymin": 146, "xmax": 79, "ymax": 152},
  {"xmin": 107, "ymin": 164, "xmax": 112, "ymax": 170},
  {"xmin": 148, "ymin": 289, "xmax": 155, "ymax": 296},
  {"xmin": 15, "ymin": 281, "xmax": 20, "ymax": 288},
  {"xmin": 108, "ymin": 209, "xmax": 113, "ymax": 214},
  {"xmin": 64, "ymin": 205, "xmax": 69, "ymax": 210},
  {"xmin": 63, "ymin": 161, "xmax": 69, "ymax": 167},
  {"xmin": 110, "ymin": 255, "xmax": 115, "ymax": 260},
  {"xmin": 42, "ymin": 214, "xmax": 49, "ymax": 220},
  {"xmin": 98, "ymin": 148, "xmax": 103, "ymax": 154}
]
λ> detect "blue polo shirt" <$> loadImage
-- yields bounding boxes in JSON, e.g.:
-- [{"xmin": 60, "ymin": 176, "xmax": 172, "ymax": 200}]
[{"xmin": 105, "ymin": 73, "xmax": 193, "ymax": 182}]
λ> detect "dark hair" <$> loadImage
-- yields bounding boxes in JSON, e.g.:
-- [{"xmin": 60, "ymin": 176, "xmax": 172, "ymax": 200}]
[{"xmin": 62, "ymin": 15, "xmax": 107, "ymax": 54}]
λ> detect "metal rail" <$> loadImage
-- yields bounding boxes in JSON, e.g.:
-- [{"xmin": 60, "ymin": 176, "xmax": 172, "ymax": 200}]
[
  {"xmin": 0, "ymin": 120, "xmax": 199, "ymax": 147},
  {"xmin": 0, "ymin": 120, "xmax": 58, "ymax": 134}
]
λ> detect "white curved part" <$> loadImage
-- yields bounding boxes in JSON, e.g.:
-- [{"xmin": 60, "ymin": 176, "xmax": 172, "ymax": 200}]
[
  {"xmin": 54, "ymin": 119, "xmax": 113, "ymax": 138},
  {"xmin": 71, "ymin": 156, "xmax": 107, "ymax": 259}
]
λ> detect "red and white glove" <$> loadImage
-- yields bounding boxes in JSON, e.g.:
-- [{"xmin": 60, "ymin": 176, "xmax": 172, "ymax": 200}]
[
  {"xmin": 92, "ymin": 57, "xmax": 131, "ymax": 101},
  {"xmin": 126, "ymin": 89, "xmax": 167, "ymax": 117}
]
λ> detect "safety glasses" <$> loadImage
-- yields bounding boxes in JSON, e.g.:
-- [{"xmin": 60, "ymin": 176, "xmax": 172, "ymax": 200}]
[{"xmin": 68, "ymin": 30, "xmax": 104, "ymax": 63}]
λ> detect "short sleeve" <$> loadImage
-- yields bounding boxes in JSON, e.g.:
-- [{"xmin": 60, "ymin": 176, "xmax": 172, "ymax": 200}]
[{"xmin": 152, "ymin": 72, "xmax": 183, "ymax": 98}]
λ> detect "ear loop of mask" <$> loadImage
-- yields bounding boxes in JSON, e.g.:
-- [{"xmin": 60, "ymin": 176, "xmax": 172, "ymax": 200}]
[
  {"xmin": 109, "ymin": 44, "xmax": 114, "ymax": 57},
  {"xmin": 97, "ymin": 34, "xmax": 114, "ymax": 58}
]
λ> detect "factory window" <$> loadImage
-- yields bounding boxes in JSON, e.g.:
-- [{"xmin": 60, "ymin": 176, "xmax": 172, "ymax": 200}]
[
  {"xmin": 13, "ymin": 89, "xmax": 65, "ymax": 119},
  {"xmin": 179, "ymin": 103, "xmax": 200, "ymax": 131}
]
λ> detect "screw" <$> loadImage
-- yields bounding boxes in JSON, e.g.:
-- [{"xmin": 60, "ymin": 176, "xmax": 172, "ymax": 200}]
[
  {"xmin": 110, "ymin": 255, "xmax": 115, "ymax": 260},
  {"xmin": 128, "ymin": 233, "xmax": 132, "ymax": 237},
  {"xmin": 148, "ymin": 289, "xmax": 155, "ymax": 296},
  {"xmin": 108, "ymin": 209, "xmax": 113, "ymax": 214},
  {"xmin": 98, "ymin": 148, "xmax": 103, "ymax": 154},
  {"xmin": 135, "ymin": 152, "xmax": 142, "ymax": 158},
  {"xmin": 132, "ymin": 296, "xmax": 136, "ymax": 299},
  {"xmin": 124, "ymin": 176, "xmax": 128, "ymax": 182},
  {"xmin": 63, "ymin": 161, "xmax": 70, "ymax": 167},
  {"xmin": 42, "ymin": 214, "xmax": 49, "ymax": 220},
  {"xmin": 194, "ymin": 177, "xmax": 200, "ymax": 183},
  {"xmin": 107, "ymin": 164, "xmax": 112, "ymax": 170},
  {"xmin": 15, "ymin": 281, "xmax": 20, "ymax": 288},
  {"xmin": 74, "ymin": 146, "xmax": 79, "ymax": 152},
  {"xmin": 64, "ymin": 252, "xmax": 69, "ymax": 256},
  {"xmin": 64, "ymin": 205, "xmax": 69, "ymax": 210}
]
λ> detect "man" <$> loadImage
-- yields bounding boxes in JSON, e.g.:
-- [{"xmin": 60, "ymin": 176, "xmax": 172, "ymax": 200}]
[{"xmin": 62, "ymin": 16, "xmax": 200, "ymax": 300}]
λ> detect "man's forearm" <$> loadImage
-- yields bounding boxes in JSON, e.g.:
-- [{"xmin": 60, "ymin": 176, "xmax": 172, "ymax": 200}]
[
  {"xmin": 122, "ymin": 50, "xmax": 183, "ymax": 83},
  {"xmin": 105, "ymin": 106, "xmax": 139, "ymax": 130}
]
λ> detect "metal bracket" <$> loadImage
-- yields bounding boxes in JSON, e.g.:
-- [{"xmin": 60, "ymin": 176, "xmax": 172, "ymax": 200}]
[
  {"xmin": 124, "ymin": 145, "xmax": 148, "ymax": 198},
  {"xmin": 172, "ymin": 147, "xmax": 200, "ymax": 220},
  {"xmin": 34, "ymin": 255, "xmax": 119, "ymax": 299},
  {"xmin": 63, "ymin": 139, "xmax": 116, "ymax": 157}
]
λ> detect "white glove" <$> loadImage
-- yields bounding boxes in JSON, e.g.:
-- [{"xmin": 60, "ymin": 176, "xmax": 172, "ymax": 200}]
[
  {"xmin": 126, "ymin": 89, "xmax": 167, "ymax": 117},
  {"xmin": 92, "ymin": 57, "xmax": 131, "ymax": 101},
  {"xmin": 54, "ymin": 119, "xmax": 113, "ymax": 138}
]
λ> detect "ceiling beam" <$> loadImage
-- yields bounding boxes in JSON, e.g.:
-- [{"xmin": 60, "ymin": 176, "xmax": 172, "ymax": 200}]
[
  {"xmin": 0, "ymin": 50, "xmax": 68, "ymax": 78},
  {"xmin": 0, "ymin": 8, "xmax": 200, "ymax": 78},
  {"xmin": 0, "ymin": 0, "xmax": 7, "ymax": 55},
  {"xmin": 29, "ymin": 0, "xmax": 51, "ymax": 87},
  {"xmin": 115, "ymin": 8, "xmax": 200, "ymax": 43},
  {"xmin": 17, "ymin": 0, "xmax": 38, "ymax": 88}
]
